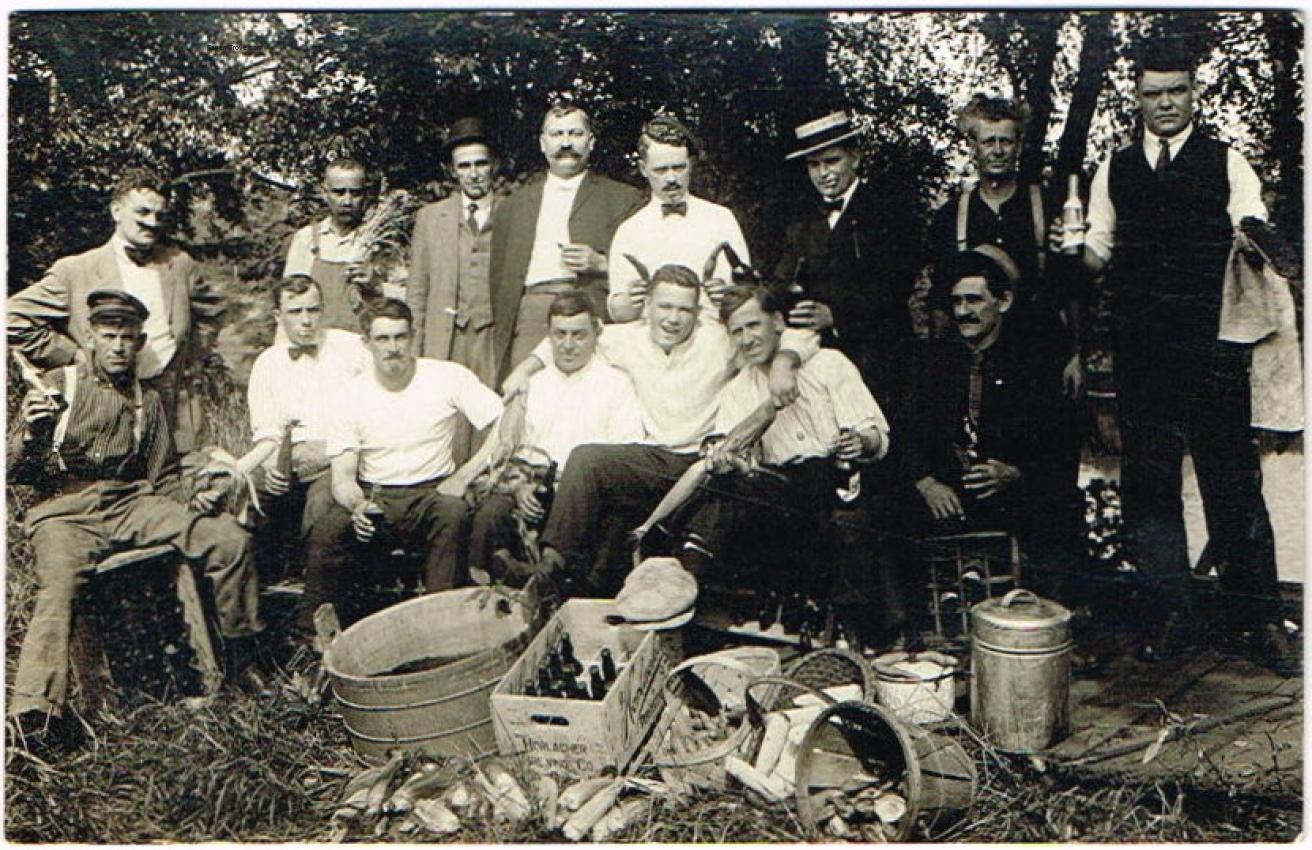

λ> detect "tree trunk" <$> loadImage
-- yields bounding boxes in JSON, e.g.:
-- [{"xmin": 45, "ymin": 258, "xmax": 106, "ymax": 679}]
[
  {"xmin": 1262, "ymin": 11, "xmax": 1303, "ymax": 248},
  {"xmin": 1055, "ymin": 12, "xmax": 1114, "ymax": 182},
  {"xmin": 1017, "ymin": 12, "xmax": 1063, "ymax": 184}
]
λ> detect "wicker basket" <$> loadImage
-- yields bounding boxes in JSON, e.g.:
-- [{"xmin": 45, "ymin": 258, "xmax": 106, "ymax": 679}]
[
  {"xmin": 784, "ymin": 648, "xmax": 875, "ymax": 700},
  {"xmin": 644, "ymin": 647, "xmax": 782, "ymax": 791}
]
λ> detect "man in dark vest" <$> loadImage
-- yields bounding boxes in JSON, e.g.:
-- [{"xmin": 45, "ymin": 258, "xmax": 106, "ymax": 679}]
[
  {"xmin": 1079, "ymin": 41, "xmax": 1291, "ymax": 671},
  {"xmin": 771, "ymin": 110, "xmax": 921, "ymax": 418}
]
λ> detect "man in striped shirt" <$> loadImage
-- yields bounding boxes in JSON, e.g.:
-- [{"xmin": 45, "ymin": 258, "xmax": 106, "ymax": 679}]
[{"xmin": 8, "ymin": 290, "xmax": 262, "ymax": 751}]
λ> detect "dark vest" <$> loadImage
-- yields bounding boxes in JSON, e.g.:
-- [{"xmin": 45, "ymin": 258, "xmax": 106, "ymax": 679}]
[{"xmin": 1108, "ymin": 131, "xmax": 1232, "ymax": 349}]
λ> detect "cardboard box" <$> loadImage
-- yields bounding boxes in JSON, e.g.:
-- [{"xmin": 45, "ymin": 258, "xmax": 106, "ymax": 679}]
[{"xmin": 491, "ymin": 599, "xmax": 679, "ymax": 776}]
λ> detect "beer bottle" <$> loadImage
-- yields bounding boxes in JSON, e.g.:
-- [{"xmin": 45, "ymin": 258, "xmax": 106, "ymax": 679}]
[
  {"xmin": 560, "ymin": 630, "xmax": 582, "ymax": 676},
  {"xmin": 547, "ymin": 649, "xmax": 565, "ymax": 682},
  {"xmin": 533, "ymin": 461, "xmax": 558, "ymax": 528},
  {"xmin": 588, "ymin": 665, "xmax": 607, "ymax": 701},
  {"xmin": 537, "ymin": 669, "xmax": 553, "ymax": 698},
  {"xmin": 275, "ymin": 418, "xmax": 298, "ymax": 490},
  {"xmin": 600, "ymin": 648, "xmax": 617, "ymax": 684},
  {"xmin": 1062, "ymin": 174, "xmax": 1084, "ymax": 255}
]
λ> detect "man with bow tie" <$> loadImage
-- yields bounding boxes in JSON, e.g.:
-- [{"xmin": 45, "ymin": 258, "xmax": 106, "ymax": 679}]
[
  {"xmin": 771, "ymin": 111, "xmax": 922, "ymax": 419},
  {"xmin": 8, "ymin": 169, "xmax": 226, "ymax": 454},
  {"xmin": 488, "ymin": 102, "xmax": 643, "ymax": 380},
  {"xmin": 231, "ymin": 275, "xmax": 370, "ymax": 580},
  {"xmin": 606, "ymin": 115, "xmax": 751, "ymax": 324},
  {"xmin": 407, "ymin": 117, "xmax": 504, "ymax": 465}
]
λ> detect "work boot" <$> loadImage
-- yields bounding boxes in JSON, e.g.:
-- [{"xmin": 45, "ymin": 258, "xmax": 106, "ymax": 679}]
[
  {"xmin": 1250, "ymin": 622, "xmax": 1300, "ymax": 678},
  {"xmin": 1135, "ymin": 610, "xmax": 1193, "ymax": 664}
]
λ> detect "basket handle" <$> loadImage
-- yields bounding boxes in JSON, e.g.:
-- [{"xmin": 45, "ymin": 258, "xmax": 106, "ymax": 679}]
[
  {"xmin": 999, "ymin": 588, "xmax": 1039, "ymax": 609},
  {"xmin": 744, "ymin": 675, "xmax": 840, "ymax": 731}
]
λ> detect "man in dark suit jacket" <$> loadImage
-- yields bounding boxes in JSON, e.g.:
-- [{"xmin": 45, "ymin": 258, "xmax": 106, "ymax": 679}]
[
  {"xmin": 488, "ymin": 102, "xmax": 643, "ymax": 383},
  {"xmin": 771, "ymin": 111, "xmax": 921, "ymax": 418},
  {"xmin": 8, "ymin": 169, "xmax": 225, "ymax": 454}
]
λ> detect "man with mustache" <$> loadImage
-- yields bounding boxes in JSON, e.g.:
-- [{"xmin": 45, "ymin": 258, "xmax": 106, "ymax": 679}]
[
  {"xmin": 298, "ymin": 299, "xmax": 504, "ymax": 633},
  {"xmin": 501, "ymin": 264, "xmax": 815, "ymax": 594},
  {"xmin": 8, "ymin": 170, "xmax": 225, "ymax": 454},
  {"xmin": 408, "ymin": 117, "xmax": 503, "ymax": 463},
  {"xmin": 900, "ymin": 248, "xmax": 1073, "ymax": 591},
  {"xmin": 1077, "ymin": 41, "xmax": 1291, "ymax": 670},
  {"xmin": 772, "ymin": 110, "xmax": 922, "ymax": 417},
  {"xmin": 607, "ymin": 115, "xmax": 750, "ymax": 323},
  {"xmin": 284, "ymin": 158, "xmax": 375, "ymax": 331},
  {"xmin": 489, "ymin": 102, "xmax": 643, "ymax": 380},
  {"xmin": 8, "ymin": 290, "xmax": 262, "ymax": 753}
]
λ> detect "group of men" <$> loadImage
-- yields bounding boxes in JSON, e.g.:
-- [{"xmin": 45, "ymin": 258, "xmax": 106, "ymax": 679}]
[{"xmin": 6, "ymin": 39, "xmax": 1295, "ymax": 747}]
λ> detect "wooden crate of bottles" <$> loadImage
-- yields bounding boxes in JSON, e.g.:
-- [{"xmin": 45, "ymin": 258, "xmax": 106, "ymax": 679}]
[
  {"xmin": 922, "ymin": 531, "xmax": 1021, "ymax": 646},
  {"xmin": 491, "ymin": 598, "xmax": 679, "ymax": 776}
]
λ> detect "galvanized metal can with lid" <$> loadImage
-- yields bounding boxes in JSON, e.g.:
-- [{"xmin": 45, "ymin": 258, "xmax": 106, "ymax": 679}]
[{"xmin": 969, "ymin": 588, "xmax": 1072, "ymax": 752}]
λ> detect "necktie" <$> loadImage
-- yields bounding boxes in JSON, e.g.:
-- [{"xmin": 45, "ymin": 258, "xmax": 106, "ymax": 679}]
[
  {"xmin": 124, "ymin": 244, "xmax": 154, "ymax": 266},
  {"xmin": 661, "ymin": 202, "xmax": 688, "ymax": 217},
  {"xmin": 288, "ymin": 344, "xmax": 318, "ymax": 361},
  {"xmin": 466, "ymin": 202, "xmax": 480, "ymax": 235},
  {"xmin": 1154, "ymin": 139, "xmax": 1171, "ymax": 175}
]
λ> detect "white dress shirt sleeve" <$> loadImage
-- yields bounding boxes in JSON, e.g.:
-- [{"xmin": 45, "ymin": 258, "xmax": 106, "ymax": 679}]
[
  {"xmin": 823, "ymin": 353, "xmax": 891, "ymax": 460},
  {"xmin": 607, "ymin": 215, "xmax": 644, "ymax": 305},
  {"xmin": 1226, "ymin": 149, "xmax": 1268, "ymax": 223},
  {"xmin": 605, "ymin": 373, "xmax": 647, "ymax": 444},
  {"xmin": 1084, "ymin": 157, "xmax": 1116, "ymax": 263},
  {"xmin": 713, "ymin": 374, "xmax": 756, "ymax": 436},
  {"xmin": 246, "ymin": 352, "xmax": 283, "ymax": 445}
]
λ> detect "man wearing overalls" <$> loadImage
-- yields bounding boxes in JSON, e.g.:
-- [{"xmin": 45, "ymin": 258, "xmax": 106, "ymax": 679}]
[{"xmin": 284, "ymin": 158, "xmax": 373, "ymax": 332}]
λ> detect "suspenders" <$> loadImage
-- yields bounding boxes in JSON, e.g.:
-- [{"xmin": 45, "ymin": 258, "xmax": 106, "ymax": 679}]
[
  {"xmin": 956, "ymin": 183, "xmax": 1046, "ymax": 275},
  {"xmin": 50, "ymin": 365, "xmax": 145, "ymax": 472}
]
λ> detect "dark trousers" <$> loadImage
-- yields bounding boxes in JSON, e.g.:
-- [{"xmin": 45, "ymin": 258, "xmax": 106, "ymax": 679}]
[
  {"xmin": 1116, "ymin": 343, "xmax": 1278, "ymax": 630},
  {"xmin": 469, "ymin": 492, "xmax": 526, "ymax": 584},
  {"xmin": 541, "ymin": 444, "xmax": 697, "ymax": 594},
  {"xmin": 299, "ymin": 480, "xmax": 469, "ymax": 631},
  {"xmin": 683, "ymin": 457, "xmax": 912, "ymax": 640},
  {"xmin": 250, "ymin": 473, "xmax": 333, "ymax": 584}
]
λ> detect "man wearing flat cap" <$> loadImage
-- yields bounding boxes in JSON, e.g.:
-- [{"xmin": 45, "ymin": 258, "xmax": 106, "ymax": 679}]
[
  {"xmin": 772, "ymin": 110, "xmax": 922, "ymax": 418},
  {"xmin": 8, "ymin": 169, "xmax": 226, "ymax": 453},
  {"xmin": 899, "ymin": 248, "xmax": 1077, "ymax": 595},
  {"xmin": 607, "ymin": 115, "xmax": 751, "ymax": 324},
  {"xmin": 408, "ymin": 116, "xmax": 503, "ymax": 463},
  {"xmin": 8, "ymin": 290, "xmax": 262, "ymax": 753}
]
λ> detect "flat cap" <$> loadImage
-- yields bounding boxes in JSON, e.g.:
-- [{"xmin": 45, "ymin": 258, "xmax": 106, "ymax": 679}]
[
  {"xmin": 616, "ymin": 557, "xmax": 698, "ymax": 627},
  {"xmin": 87, "ymin": 289, "xmax": 150, "ymax": 324}
]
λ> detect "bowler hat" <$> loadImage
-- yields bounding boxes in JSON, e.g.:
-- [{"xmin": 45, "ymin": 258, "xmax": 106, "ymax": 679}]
[
  {"xmin": 87, "ymin": 289, "xmax": 149, "ymax": 325},
  {"xmin": 786, "ymin": 111, "xmax": 864, "ymax": 161},
  {"xmin": 445, "ymin": 117, "xmax": 493, "ymax": 155}
]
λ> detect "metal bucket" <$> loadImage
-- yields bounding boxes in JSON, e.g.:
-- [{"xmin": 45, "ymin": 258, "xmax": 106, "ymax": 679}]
[
  {"xmin": 324, "ymin": 582, "xmax": 542, "ymax": 762},
  {"xmin": 969, "ymin": 588, "xmax": 1071, "ymax": 752}
]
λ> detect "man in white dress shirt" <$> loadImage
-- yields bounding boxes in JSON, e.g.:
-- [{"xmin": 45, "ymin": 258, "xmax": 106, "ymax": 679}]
[
  {"xmin": 469, "ymin": 291, "xmax": 644, "ymax": 582},
  {"xmin": 233, "ymin": 275, "xmax": 370, "ymax": 579},
  {"xmin": 1075, "ymin": 40, "xmax": 1288, "ymax": 669},
  {"xmin": 502, "ymin": 264, "xmax": 815, "ymax": 594},
  {"xmin": 606, "ymin": 115, "xmax": 750, "ymax": 323},
  {"xmin": 298, "ymin": 299, "xmax": 504, "ymax": 631}
]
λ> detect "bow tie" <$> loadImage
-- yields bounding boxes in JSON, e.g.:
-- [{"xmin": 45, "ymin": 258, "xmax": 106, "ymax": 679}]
[
  {"xmin": 288, "ymin": 344, "xmax": 318, "ymax": 361},
  {"xmin": 661, "ymin": 202, "xmax": 688, "ymax": 217},
  {"xmin": 820, "ymin": 197, "xmax": 844, "ymax": 214},
  {"xmin": 123, "ymin": 244, "xmax": 155, "ymax": 266}
]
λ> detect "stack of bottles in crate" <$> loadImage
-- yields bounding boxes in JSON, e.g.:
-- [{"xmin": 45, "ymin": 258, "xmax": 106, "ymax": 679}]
[{"xmin": 524, "ymin": 631, "xmax": 623, "ymax": 701}]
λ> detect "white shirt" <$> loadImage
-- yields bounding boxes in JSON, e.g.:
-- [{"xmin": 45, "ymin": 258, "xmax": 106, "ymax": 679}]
[
  {"xmin": 607, "ymin": 195, "xmax": 750, "ymax": 320},
  {"xmin": 1085, "ymin": 123, "xmax": 1267, "ymax": 262},
  {"xmin": 247, "ymin": 328, "xmax": 371, "ymax": 450},
  {"xmin": 827, "ymin": 180, "xmax": 861, "ymax": 229},
  {"xmin": 462, "ymin": 193, "xmax": 494, "ymax": 232},
  {"xmin": 715, "ymin": 349, "xmax": 889, "ymax": 467},
  {"xmin": 524, "ymin": 172, "xmax": 586, "ymax": 286},
  {"xmin": 326, "ymin": 358, "xmax": 504, "ymax": 485},
  {"xmin": 110, "ymin": 234, "xmax": 177, "ymax": 379},
  {"xmin": 284, "ymin": 218, "xmax": 361, "ymax": 276},
  {"xmin": 530, "ymin": 323, "xmax": 819, "ymax": 454},
  {"xmin": 523, "ymin": 357, "xmax": 646, "ymax": 474}
]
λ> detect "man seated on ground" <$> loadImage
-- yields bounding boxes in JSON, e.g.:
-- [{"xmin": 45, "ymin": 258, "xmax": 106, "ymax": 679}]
[
  {"xmin": 7, "ymin": 291, "xmax": 263, "ymax": 752},
  {"xmin": 673, "ymin": 285, "xmax": 903, "ymax": 647},
  {"xmin": 501, "ymin": 264, "xmax": 815, "ymax": 595},
  {"xmin": 899, "ymin": 247, "xmax": 1080, "ymax": 599},
  {"xmin": 298, "ymin": 298, "xmax": 504, "ymax": 633},
  {"xmin": 229, "ymin": 275, "xmax": 370, "ymax": 581},
  {"xmin": 468, "ymin": 291, "xmax": 644, "ymax": 584}
]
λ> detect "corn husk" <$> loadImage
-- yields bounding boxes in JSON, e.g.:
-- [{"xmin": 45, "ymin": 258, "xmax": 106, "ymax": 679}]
[
  {"xmin": 411, "ymin": 799, "xmax": 461, "ymax": 835},
  {"xmin": 590, "ymin": 798, "xmax": 651, "ymax": 841},
  {"xmin": 476, "ymin": 764, "xmax": 531, "ymax": 823},
  {"xmin": 561, "ymin": 778, "xmax": 623, "ymax": 841},
  {"xmin": 535, "ymin": 776, "xmax": 559, "ymax": 826},
  {"xmin": 559, "ymin": 776, "xmax": 613, "ymax": 811}
]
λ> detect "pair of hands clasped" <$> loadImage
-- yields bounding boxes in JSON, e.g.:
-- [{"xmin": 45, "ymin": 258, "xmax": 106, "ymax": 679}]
[{"xmin": 916, "ymin": 459, "xmax": 1021, "ymax": 521}]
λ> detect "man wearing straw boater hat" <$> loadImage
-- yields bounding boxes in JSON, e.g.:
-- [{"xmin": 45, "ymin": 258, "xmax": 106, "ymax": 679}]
[
  {"xmin": 8, "ymin": 290, "xmax": 263, "ymax": 753},
  {"xmin": 772, "ymin": 109, "xmax": 921, "ymax": 418},
  {"xmin": 407, "ymin": 116, "xmax": 504, "ymax": 464}
]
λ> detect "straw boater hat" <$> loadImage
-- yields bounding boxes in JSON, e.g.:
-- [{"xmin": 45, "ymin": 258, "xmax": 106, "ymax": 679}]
[{"xmin": 785, "ymin": 111, "xmax": 864, "ymax": 161}]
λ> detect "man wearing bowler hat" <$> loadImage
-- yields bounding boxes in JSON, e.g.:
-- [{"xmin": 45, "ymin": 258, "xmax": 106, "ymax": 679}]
[
  {"xmin": 772, "ymin": 110, "xmax": 922, "ymax": 419},
  {"xmin": 407, "ymin": 116, "xmax": 503, "ymax": 463}
]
